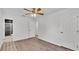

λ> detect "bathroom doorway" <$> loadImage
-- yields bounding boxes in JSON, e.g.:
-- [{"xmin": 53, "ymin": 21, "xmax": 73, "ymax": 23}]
[{"xmin": 5, "ymin": 19, "xmax": 13, "ymax": 36}]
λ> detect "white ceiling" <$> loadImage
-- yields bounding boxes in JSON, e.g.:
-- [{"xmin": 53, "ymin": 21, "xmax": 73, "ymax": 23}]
[
  {"xmin": 1, "ymin": 8, "xmax": 79, "ymax": 18},
  {"xmin": 1, "ymin": 8, "xmax": 67, "ymax": 16}
]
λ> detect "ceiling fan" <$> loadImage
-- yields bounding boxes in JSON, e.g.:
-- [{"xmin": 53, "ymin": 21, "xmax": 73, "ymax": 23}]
[{"xmin": 24, "ymin": 8, "xmax": 44, "ymax": 16}]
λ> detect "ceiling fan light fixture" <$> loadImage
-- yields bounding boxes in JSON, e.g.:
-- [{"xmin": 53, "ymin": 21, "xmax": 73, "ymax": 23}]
[
  {"xmin": 24, "ymin": 8, "xmax": 44, "ymax": 17},
  {"xmin": 31, "ymin": 13, "xmax": 37, "ymax": 17}
]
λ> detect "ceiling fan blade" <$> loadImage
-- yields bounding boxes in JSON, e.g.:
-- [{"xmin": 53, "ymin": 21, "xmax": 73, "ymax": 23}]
[
  {"xmin": 32, "ymin": 8, "xmax": 36, "ymax": 10},
  {"xmin": 37, "ymin": 8, "xmax": 41, "ymax": 11},
  {"xmin": 24, "ymin": 8, "xmax": 32, "ymax": 12},
  {"xmin": 37, "ymin": 13, "xmax": 44, "ymax": 15},
  {"xmin": 32, "ymin": 8, "xmax": 36, "ymax": 13},
  {"xmin": 25, "ymin": 13, "xmax": 31, "ymax": 15}
]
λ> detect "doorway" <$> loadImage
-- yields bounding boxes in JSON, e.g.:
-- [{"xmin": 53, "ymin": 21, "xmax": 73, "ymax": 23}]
[{"xmin": 5, "ymin": 19, "xmax": 13, "ymax": 36}]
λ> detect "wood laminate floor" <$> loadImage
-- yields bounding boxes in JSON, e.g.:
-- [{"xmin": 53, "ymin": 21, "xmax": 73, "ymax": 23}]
[{"xmin": 0, "ymin": 37, "xmax": 73, "ymax": 51}]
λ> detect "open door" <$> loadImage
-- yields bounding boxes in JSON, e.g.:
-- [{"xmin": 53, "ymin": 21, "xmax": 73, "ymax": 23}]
[{"xmin": 5, "ymin": 19, "xmax": 13, "ymax": 36}]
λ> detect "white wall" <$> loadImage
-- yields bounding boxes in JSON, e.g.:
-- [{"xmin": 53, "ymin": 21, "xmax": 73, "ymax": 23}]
[
  {"xmin": 38, "ymin": 8, "xmax": 79, "ymax": 50},
  {"xmin": 2, "ymin": 8, "xmax": 35, "ymax": 41},
  {"xmin": 0, "ymin": 8, "xmax": 79, "ymax": 50},
  {"xmin": 0, "ymin": 9, "xmax": 4, "ymax": 48}
]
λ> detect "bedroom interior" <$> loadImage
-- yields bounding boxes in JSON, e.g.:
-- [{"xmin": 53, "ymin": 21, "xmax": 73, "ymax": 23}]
[{"xmin": 0, "ymin": 8, "xmax": 79, "ymax": 51}]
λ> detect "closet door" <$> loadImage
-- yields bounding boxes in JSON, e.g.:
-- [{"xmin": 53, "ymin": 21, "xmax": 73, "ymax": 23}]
[
  {"xmin": 59, "ymin": 13, "xmax": 77, "ymax": 50},
  {"xmin": 5, "ymin": 19, "xmax": 13, "ymax": 36}
]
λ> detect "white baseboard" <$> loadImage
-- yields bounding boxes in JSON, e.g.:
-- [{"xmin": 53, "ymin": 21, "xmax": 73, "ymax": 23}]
[{"xmin": 38, "ymin": 36, "xmax": 75, "ymax": 51}]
